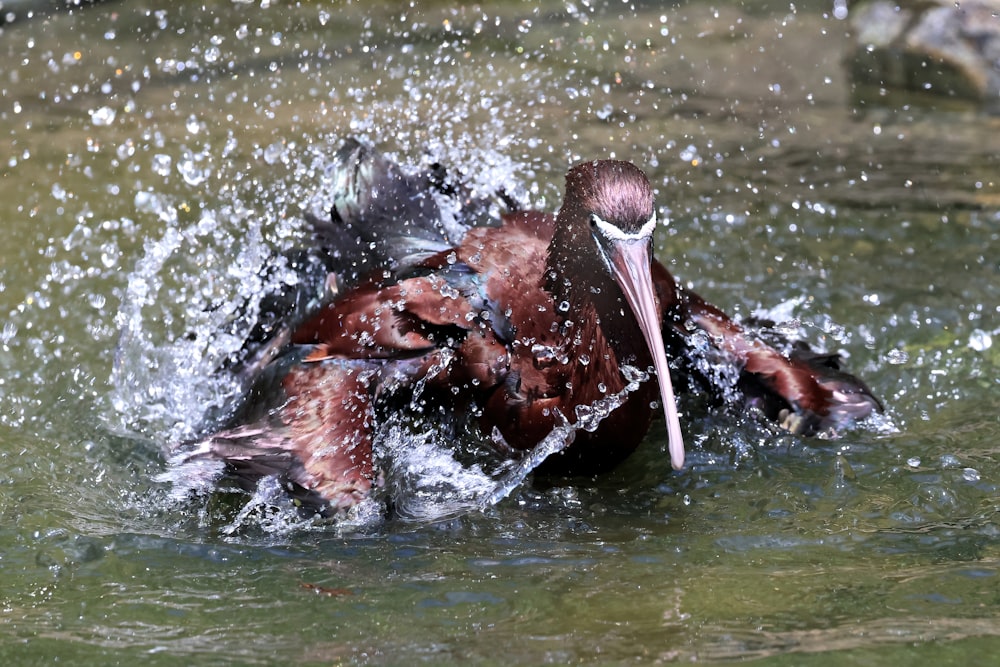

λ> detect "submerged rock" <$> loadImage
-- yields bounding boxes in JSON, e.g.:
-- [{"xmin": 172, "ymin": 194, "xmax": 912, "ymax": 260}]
[{"xmin": 848, "ymin": 0, "xmax": 1000, "ymax": 104}]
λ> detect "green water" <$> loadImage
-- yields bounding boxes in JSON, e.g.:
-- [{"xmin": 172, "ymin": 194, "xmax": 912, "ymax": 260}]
[{"xmin": 1, "ymin": 0, "xmax": 998, "ymax": 663}]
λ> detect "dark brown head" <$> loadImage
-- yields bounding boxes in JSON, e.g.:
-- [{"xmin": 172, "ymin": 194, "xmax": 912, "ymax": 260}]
[
  {"xmin": 547, "ymin": 159, "xmax": 685, "ymax": 469},
  {"xmin": 565, "ymin": 160, "xmax": 655, "ymax": 232}
]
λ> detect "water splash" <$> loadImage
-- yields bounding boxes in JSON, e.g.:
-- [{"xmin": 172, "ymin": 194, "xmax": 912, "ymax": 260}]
[
  {"xmin": 217, "ymin": 476, "xmax": 385, "ymax": 537},
  {"xmin": 683, "ymin": 327, "xmax": 744, "ymax": 404},
  {"xmin": 377, "ymin": 418, "xmax": 501, "ymax": 523},
  {"xmin": 106, "ymin": 123, "xmax": 531, "ymax": 530},
  {"xmin": 474, "ymin": 410, "xmax": 577, "ymax": 511},
  {"xmin": 475, "ymin": 364, "xmax": 648, "ymax": 510},
  {"xmin": 156, "ymin": 354, "xmax": 652, "ymax": 532},
  {"xmin": 381, "ymin": 362, "xmax": 650, "ymax": 522},
  {"xmin": 109, "ymin": 201, "xmax": 287, "ymax": 442}
]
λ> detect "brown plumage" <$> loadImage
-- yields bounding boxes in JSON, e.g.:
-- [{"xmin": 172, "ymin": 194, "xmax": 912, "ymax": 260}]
[{"xmin": 168, "ymin": 141, "xmax": 882, "ymax": 517}]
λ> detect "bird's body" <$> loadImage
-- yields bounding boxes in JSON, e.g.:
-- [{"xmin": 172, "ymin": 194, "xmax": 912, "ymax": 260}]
[{"xmin": 169, "ymin": 140, "xmax": 881, "ymax": 517}]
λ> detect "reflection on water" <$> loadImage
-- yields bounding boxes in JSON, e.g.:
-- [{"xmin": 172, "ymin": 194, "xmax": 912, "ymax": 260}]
[{"xmin": 1, "ymin": 0, "xmax": 999, "ymax": 664}]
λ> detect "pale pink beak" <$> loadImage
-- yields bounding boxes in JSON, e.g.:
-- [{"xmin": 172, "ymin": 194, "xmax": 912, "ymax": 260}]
[{"xmin": 607, "ymin": 238, "xmax": 685, "ymax": 470}]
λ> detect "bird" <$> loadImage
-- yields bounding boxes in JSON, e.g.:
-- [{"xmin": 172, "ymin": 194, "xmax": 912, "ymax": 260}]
[{"xmin": 167, "ymin": 139, "xmax": 882, "ymax": 518}]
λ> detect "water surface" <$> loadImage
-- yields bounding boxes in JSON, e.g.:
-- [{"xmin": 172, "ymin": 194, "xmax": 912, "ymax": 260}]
[{"xmin": 1, "ymin": 0, "xmax": 998, "ymax": 663}]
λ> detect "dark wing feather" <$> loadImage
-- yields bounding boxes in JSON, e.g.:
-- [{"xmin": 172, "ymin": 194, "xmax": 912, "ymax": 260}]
[
  {"xmin": 227, "ymin": 139, "xmax": 511, "ymax": 381},
  {"xmin": 174, "ymin": 361, "xmax": 380, "ymax": 516},
  {"xmin": 653, "ymin": 261, "xmax": 882, "ymax": 433},
  {"xmin": 308, "ymin": 138, "xmax": 512, "ymax": 287},
  {"xmin": 316, "ymin": 138, "xmax": 454, "ymax": 282}
]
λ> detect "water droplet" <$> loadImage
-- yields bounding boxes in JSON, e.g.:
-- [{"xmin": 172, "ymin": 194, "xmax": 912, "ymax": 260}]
[
  {"xmin": 939, "ymin": 454, "xmax": 961, "ymax": 469},
  {"xmin": 203, "ymin": 45, "xmax": 221, "ymax": 64},
  {"xmin": 177, "ymin": 151, "xmax": 209, "ymax": 186},
  {"xmin": 962, "ymin": 468, "xmax": 981, "ymax": 483},
  {"xmin": 620, "ymin": 365, "xmax": 648, "ymax": 385},
  {"xmin": 116, "ymin": 139, "xmax": 135, "ymax": 161},
  {"xmin": 823, "ymin": 321, "xmax": 845, "ymax": 340},
  {"xmin": 885, "ymin": 349, "xmax": 908, "ymax": 365},
  {"xmin": 531, "ymin": 344, "xmax": 558, "ymax": 366},
  {"xmin": 1, "ymin": 321, "xmax": 17, "ymax": 344},
  {"xmin": 263, "ymin": 142, "xmax": 285, "ymax": 165},
  {"xmin": 95, "ymin": 241, "xmax": 119, "ymax": 269},
  {"xmin": 557, "ymin": 300, "xmax": 570, "ymax": 313},
  {"xmin": 968, "ymin": 329, "xmax": 992, "ymax": 352},
  {"xmin": 679, "ymin": 144, "xmax": 700, "ymax": 163},
  {"xmin": 906, "ymin": 456, "xmax": 921, "ymax": 468},
  {"xmin": 151, "ymin": 154, "xmax": 172, "ymax": 176},
  {"xmin": 578, "ymin": 354, "xmax": 590, "ymax": 366},
  {"xmin": 89, "ymin": 106, "xmax": 116, "ymax": 126},
  {"xmin": 773, "ymin": 319, "xmax": 801, "ymax": 336}
]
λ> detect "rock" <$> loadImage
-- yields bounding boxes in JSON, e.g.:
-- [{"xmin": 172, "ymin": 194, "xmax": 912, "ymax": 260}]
[{"xmin": 848, "ymin": 0, "xmax": 1000, "ymax": 103}]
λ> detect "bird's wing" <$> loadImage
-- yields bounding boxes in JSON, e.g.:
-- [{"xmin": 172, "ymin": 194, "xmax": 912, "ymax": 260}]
[
  {"xmin": 171, "ymin": 360, "xmax": 379, "ymax": 516},
  {"xmin": 653, "ymin": 260, "xmax": 881, "ymax": 434}
]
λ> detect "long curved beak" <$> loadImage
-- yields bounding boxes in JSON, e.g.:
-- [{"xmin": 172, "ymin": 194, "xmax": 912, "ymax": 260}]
[{"xmin": 606, "ymin": 237, "xmax": 685, "ymax": 470}]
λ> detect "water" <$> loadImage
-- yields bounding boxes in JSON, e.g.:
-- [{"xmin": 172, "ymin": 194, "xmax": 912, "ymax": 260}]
[{"xmin": 1, "ymin": 0, "xmax": 999, "ymax": 663}]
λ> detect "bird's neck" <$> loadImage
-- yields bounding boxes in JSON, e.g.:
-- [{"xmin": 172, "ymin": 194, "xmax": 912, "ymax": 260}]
[{"xmin": 544, "ymin": 224, "xmax": 651, "ymax": 372}]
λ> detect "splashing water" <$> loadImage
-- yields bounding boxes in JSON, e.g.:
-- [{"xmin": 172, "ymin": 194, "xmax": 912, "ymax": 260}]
[
  {"xmin": 98, "ymin": 0, "xmax": 553, "ymax": 456},
  {"xmin": 217, "ymin": 476, "xmax": 385, "ymax": 537},
  {"xmin": 110, "ymin": 202, "xmax": 289, "ymax": 442},
  {"xmin": 152, "ymin": 353, "xmax": 654, "ymax": 532},
  {"xmin": 475, "ymin": 364, "xmax": 649, "ymax": 510},
  {"xmin": 349, "ymin": 364, "xmax": 649, "ymax": 524},
  {"xmin": 377, "ymin": 418, "xmax": 502, "ymax": 523},
  {"xmin": 108, "ymin": 124, "xmax": 534, "ymax": 530},
  {"xmin": 90, "ymin": 40, "xmax": 541, "ymax": 529},
  {"xmin": 109, "ymin": 127, "xmax": 523, "ymax": 439},
  {"xmin": 2, "ymin": 3, "xmax": 997, "ymax": 663}
]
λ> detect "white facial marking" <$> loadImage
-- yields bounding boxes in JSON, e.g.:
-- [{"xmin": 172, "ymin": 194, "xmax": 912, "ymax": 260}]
[{"xmin": 592, "ymin": 212, "xmax": 658, "ymax": 242}]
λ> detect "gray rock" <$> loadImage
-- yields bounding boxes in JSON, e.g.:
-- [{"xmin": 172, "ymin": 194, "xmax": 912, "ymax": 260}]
[{"xmin": 849, "ymin": 0, "xmax": 1000, "ymax": 102}]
